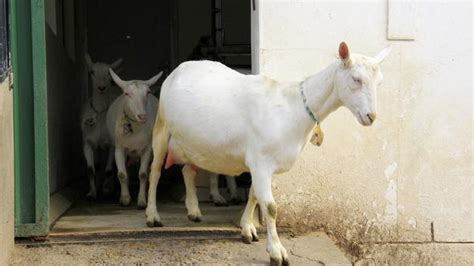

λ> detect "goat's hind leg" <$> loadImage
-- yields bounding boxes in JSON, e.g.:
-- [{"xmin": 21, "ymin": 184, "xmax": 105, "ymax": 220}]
[
  {"xmin": 145, "ymin": 109, "xmax": 168, "ymax": 227},
  {"xmin": 240, "ymin": 185, "xmax": 259, "ymax": 244},
  {"xmin": 83, "ymin": 142, "xmax": 97, "ymax": 200}
]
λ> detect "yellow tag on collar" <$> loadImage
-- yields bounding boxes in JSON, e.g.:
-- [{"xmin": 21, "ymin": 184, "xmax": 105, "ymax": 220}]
[{"xmin": 310, "ymin": 124, "xmax": 324, "ymax": 146}]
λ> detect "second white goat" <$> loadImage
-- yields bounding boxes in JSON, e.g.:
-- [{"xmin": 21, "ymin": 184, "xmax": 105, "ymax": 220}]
[{"xmin": 106, "ymin": 69, "xmax": 162, "ymax": 208}]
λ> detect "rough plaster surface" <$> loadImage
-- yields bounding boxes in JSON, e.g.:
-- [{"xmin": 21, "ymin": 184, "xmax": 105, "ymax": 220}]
[
  {"xmin": 257, "ymin": 0, "xmax": 473, "ymax": 252},
  {"xmin": 0, "ymin": 79, "xmax": 14, "ymax": 265}
]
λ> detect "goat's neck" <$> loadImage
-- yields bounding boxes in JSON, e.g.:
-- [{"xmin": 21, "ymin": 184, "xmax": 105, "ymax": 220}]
[
  {"xmin": 123, "ymin": 104, "xmax": 144, "ymax": 128},
  {"xmin": 90, "ymin": 87, "xmax": 112, "ymax": 110},
  {"xmin": 303, "ymin": 61, "xmax": 342, "ymax": 123},
  {"xmin": 284, "ymin": 61, "xmax": 342, "ymax": 142}
]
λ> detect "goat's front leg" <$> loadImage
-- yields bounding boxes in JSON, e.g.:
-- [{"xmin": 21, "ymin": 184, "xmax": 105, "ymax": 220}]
[
  {"xmin": 251, "ymin": 166, "xmax": 289, "ymax": 266},
  {"xmin": 240, "ymin": 185, "xmax": 259, "ymax": 244},
  {"xmin": 182, "ymin": 165, "xmax": 202, "ymax": 222},
  {"xmin": 115, "ymin": 147, "xmax": 131, "ymax": 206},
  {"xmin": 83, "ymin": 142, "xmax": 96, "ymax": 200},
  {"xmin": 137, "ymin": 148, "xmax": 152, "ymax": 209},
  {"xmin": 209, "ymin": 173, "xmax": 228, "ymax": 207},
  {"xmin": 226, "ymin": 175, "xmax": 242, "ymax": 204}
]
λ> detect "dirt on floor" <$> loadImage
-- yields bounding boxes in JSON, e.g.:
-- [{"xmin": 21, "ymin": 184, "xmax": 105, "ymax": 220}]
[{"xmin": 9, "ymin": 232, "xmax": 350, "ymax": 265}]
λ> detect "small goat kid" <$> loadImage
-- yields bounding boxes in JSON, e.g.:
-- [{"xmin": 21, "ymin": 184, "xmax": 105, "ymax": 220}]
[
  {"xmin": 81, "ymin": 54, "xmax": 122, "ymax": 199},
  {"xmin": 106, "ymin": 69, "xmax": 162, "ymax": 208},
  {"xmin": 146, "ymin": 42, "xmax": 390, "ymax": 264}
]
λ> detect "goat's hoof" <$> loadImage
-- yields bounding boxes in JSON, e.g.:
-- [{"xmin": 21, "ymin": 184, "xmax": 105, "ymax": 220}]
[
  {"xmin": 187, "ymin": 214, "xmax": 202, "ymax": 223},
  {"xmin": 252, "ymin": 233, "xmax": 259, "ymax": 242},
  {"xmin": 137, "ymin": 201, "xmax": 147, "ymax": 210},
  {"xmin": 146, "ymin": 220, "xmax": 163, "ymax": 227},
  {"xmin": 85, "ymin": 194, "xmax": 96, "ymax": 201},
  {"xmin": 241, "ymin": 234, "xmax": 253, "ymax": 244},
  {"xmin": 211, "ymin": 195, "xmax": 228, "ymax": 207},
  {"xmin": 270, "ymin": 258, "xmax": 290, "ymax": 266},
  {"xmin": 241, "ymin": 232, "xmax": 258, "ymax": 244},
  {"xmin": 85, "ymin": 190, "xmax": 97, "ymax": 201},
  {"xmin": 119, "ymin": 196, "xmax": 131, "ymax": 207}
]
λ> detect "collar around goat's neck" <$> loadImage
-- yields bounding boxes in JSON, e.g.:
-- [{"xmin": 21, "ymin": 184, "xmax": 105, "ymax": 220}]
[
  {"xmin": 89, "ymin": 98, "xmax": 107, "ymax": 114},
  {"xmin": 299, "ymin": 81, "xmax": 319, "ymax": 125},
  {"xmin": 123, "ymin": 108, "xmax": 138, "ymax": 123}
]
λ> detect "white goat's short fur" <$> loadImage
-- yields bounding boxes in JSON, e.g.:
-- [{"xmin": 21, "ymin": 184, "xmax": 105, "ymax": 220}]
[
  {"xmin": 106, "ymin": 69, "xmax": 162, "ymax": 208},
  {"xmin": 146, "ymin": 42, "xmax": 390, "ymax": 264},
  {"xmin": 81, "ymin": 54, "xmax": 122, "ymax": 199}
]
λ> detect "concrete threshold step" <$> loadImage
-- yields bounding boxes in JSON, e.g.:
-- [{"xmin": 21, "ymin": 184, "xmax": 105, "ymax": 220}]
[{"xmin": 17, "ymin": 226, "xmax": 292, "ymax": 246}]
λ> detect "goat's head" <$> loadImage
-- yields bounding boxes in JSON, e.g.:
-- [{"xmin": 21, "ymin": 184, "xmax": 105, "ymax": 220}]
[
  {"xmin": 333, "ymin": 42, "xmax": 390, "ymax": 126},
  {"xmin": 85, "ymin": 53, "xmax": 123, "ymax": 94},
  {"xmin": 109, "ymin": 69, "xmax": 163, "ymax": 123}
]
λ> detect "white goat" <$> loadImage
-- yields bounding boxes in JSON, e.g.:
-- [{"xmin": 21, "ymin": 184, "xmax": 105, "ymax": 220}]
[
  {"xmin": 81, "ymin": 54, "xmax": 122, "ymax": 199},
  {"xmin": 106, "ymin": 69, "xmax": 162, "ymax": 208},
  {"xmin": 146, "ymin": 42, "xmax": 390, "ymax": 264}
]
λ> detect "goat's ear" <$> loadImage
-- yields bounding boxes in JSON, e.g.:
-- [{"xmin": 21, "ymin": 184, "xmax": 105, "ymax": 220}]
[
  {"xmin": 374, "ymin": 45, "xmax": 391, "ymax": 64},
  {"xmin": 144, "ymin": 71, "xmax": 163, "ymax": 87},
  {"xmin": 339, "ymin": 42, "xmax": 352, "ymax": 68},
  {"xmin": 110, "ymin": 58, "xmax": 123, "ymax": 69},
  {"xmin": 109, "ymin": 68, "xmax": 128, "ymax": 91},
  {"xmin": 85, "ymin": 53, "xmax": 94, "ymax": 69}
]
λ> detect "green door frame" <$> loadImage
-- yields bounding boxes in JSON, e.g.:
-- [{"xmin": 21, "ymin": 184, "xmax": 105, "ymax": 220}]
[{"xmin": 11, "ymin": 0, "xmax": 49, "ymax": 237}]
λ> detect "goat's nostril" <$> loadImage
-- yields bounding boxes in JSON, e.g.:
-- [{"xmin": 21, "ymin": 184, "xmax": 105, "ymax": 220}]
[{"xmin": 367, "ymin": 113, "xmax": 376, "ymax": 123}]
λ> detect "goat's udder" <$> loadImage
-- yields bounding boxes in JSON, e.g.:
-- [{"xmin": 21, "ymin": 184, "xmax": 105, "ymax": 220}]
[
  {"xmin": 164, "ymin": 151, "xmax": 199, "ymax": 172},
  {"xmin": 165, "ymin": 152, "xmax": 175, "ymax": 169}
]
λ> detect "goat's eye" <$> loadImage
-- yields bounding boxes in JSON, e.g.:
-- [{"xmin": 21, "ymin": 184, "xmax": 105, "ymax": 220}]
[
  {"xmin": 124, "ymin": 92, "xmax": 130, "ymax": 97},
  {"xmin": 352, "ymin": 77, "xmax": 362, "ymax": 84},
  {"xmin": 147, "ymin": 89, "xmax": 151, "ymax": 94}
]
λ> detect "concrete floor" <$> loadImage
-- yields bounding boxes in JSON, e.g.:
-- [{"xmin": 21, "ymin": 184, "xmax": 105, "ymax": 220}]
[
  {"xmin": 11, "ymin": 200, "xmax": 472, "ymax": 265},
  {"xmin": 51, "ymin": 201, "xmax": 244, "ymax": 235},
  {"xmin": 11, "ymin": 201, "xmax": 352, "ymax": 264},
  {"xmin": 11, "ymin": 232, "xmax": 351, "ymax": 265}
]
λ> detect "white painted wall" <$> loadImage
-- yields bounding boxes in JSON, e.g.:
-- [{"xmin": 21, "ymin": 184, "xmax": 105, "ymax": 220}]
[{"xmin": 256, "ymin": 0, "xmax": 473, "ymax": 243}]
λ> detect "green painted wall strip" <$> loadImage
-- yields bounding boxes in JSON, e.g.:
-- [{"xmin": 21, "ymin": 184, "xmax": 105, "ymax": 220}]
[
  {"xmin": 31, "ymin": 0, "xmax": 49, "ymax": 235},
  {"xmin": 11, "ymin": 0, "xmax": 36, "ymax": 227},
  {"xmin": 12, "ymin": 0, "xmax": 49, "ymax": 237}
]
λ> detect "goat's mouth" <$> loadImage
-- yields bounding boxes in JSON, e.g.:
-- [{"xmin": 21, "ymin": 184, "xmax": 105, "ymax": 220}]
[{"xmin": 357, "ymin": 112, "xmax": 373, "ymax": 126}]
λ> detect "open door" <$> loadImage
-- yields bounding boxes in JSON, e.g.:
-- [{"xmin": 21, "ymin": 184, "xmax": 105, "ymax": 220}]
[
  {"xmin": 0, "ymin": 0, "xmax": 10, "ymax": 82},
  {"xmin": 11, "ymin": 0, "xmax": 49, "ymax": 237}
]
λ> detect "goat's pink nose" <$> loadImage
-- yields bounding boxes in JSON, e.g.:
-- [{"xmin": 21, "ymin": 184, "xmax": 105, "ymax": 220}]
[
  {"xmin": 137, "ymin": 114, "xmax": 147, "ymax": 121},
  {"xmin": 367, "ymin": 112, "xmax": 376, "ymax": 124}
]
